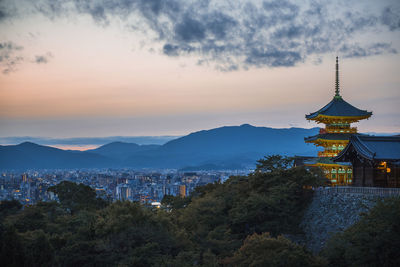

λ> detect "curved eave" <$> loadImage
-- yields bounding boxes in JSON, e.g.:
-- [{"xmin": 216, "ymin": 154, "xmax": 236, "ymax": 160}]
[
  {"xmin": 333, "ymin": 135, "xmax": 375, "ymax": 162},
  {"xmin": 306, "ymin": 113, "xmax": 372, "ymax": 123},
  {"xmin": 316, "ymin": 162, "xmax": 349, "ymax": 167},
  {"xmin": 304, "ymin": 133, "xmax": 353, "ymax": 143},
  {"xmin": 333, "ymin": 143, "xmax": 353, "ymax": 162},
  {"xmin": 305, "ymin": 139, "xmax": 350, "ymax": 145}
]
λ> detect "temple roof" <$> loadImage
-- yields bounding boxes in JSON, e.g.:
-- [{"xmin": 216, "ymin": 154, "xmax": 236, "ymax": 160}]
[
  {"xmin": 304, "ymin": 133, "xmax": 353, "ymax": 142},
  {"xmin": 305, "ymin": 96, "xmax": 372, "ymax": 120},
  {"xmin": 334, "ymin": 135, "xmax": 400, "ymax": 162},
  {"xmin": 305, "ymin": 57, "xmax": 372, "ymax": 122}
]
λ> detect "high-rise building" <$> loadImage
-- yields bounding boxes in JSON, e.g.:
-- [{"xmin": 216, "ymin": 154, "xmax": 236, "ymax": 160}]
[
  {"xmin": 179, "ymin": 185, "xmax": 186, "ymax": 197},
  {"xmin": 304, "ymin": 57, "xmax": 372, "ymax": 186}
]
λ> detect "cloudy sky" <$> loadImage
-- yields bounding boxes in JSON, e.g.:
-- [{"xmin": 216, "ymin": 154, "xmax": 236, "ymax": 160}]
[{"xmin": 0, "ymin": 0, "xmax": 399, "ymax": 139}]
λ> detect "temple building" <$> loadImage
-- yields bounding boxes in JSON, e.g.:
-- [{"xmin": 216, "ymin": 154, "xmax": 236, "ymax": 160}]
[
  {"xmin": 304, "ymin": 57, "xmax": 372, "ymax": 186},
  {"xmin": 333, "ymin": 135, "xmax": 400, "ymax": 187}
]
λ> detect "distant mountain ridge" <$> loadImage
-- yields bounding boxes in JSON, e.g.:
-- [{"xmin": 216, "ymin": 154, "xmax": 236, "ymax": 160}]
[
  {"xmin": 0, "ymin": 125, "xmax": 320, "ymax": 170},
  {"xmin": 0, "ymin": 142, "xmax": 116, "ymax": 170},
  {"xmin": 87, "ymin": 142, "xmax": 160, "ymax": 160}
]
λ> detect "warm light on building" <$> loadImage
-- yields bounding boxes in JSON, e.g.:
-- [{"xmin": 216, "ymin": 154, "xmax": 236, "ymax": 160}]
[
  {"xmin": 304, "ymin": 57, "xmax": 372, "ymax": 186},
  {"xmin": 179, "ymin": 185, "xmax": 186, "ymax": 197}
]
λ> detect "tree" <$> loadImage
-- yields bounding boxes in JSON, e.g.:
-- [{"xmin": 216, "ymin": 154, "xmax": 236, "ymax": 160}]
[
  {"xmin": 0, "ymin": 199, "xmax": 22, "ymax": 219},
  {"xmin": 223, "ymin": 232, "xmax": 324, "ymax": 267},
  {"xmin": 255, "ymin": 155, "xmax": 294, "ymax": 173},
  {"xmin": 161, "ymin": 194, "xmax": 191, "ymax": 210},
  {"xmin": 322, "ymin": 197, "xmax": 400, "ymax": 267},
  {"xmin": 48, "ymin": 181, "xmax": 108, "ymax": 214}
]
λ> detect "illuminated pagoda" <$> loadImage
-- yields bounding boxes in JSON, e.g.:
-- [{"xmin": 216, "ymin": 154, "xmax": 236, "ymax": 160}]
[{"xmin": 304, "ymin": 57, "xmax": 372, "ymax": 186}]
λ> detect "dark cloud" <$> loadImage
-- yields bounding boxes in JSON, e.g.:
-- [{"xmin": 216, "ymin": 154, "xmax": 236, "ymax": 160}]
[
  {"xmin": 245, "ymin": 48, "xmax": 303, "ymax": 67},
  {"xmin": 34, "ymin": 52, "xmax": 53, "ymax": 64},
  {"xmin": 0, "ymin": 41, "xmax": 54, "ymax": 74},
  {"xmin": 175, "ymin": 17, "xmax": 206, "ymax": 42},
  {"xmin": 340, "ymin": 43, "xmax": 397, "ymax": 58},
  {"xmin": 3, "ymin": 0, "xmax": 400, "ymax": 71},
  {"xmin": 0, "ymin": 0, "xmax": 17, "ymax": 21},
  {"xmin": 381, "ymin": 6, "xmax": 400, "ymax": 31},
  {"xmin": 0, "ymin": 9, "xmax": 6, "ymax": 21},
  {"xmin": 0, "ymin": 41, "xmax": 24, "ymax": 74}
]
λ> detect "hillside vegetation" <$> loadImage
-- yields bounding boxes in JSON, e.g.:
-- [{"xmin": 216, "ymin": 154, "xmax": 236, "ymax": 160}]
[{"xmin": 1, "ymin": 156, "xmax": 398, "ymax": 266}]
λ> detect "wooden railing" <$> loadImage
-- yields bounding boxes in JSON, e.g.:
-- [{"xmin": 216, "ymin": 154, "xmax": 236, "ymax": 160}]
[
  {"xmin": 315, "ymin": 186, "xmax": 400, "ymax": 197},
  {"xmin": 318, "ymin": 151, "xmax": 338, "ymax": 157},
  {"xmin": 320, "ymin": 127, "xmax": 357, "ymax": 134}
]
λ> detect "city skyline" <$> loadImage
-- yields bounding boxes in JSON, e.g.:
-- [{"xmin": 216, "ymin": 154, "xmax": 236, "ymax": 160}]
[{"xmin": 1, "ymin": 0, "xmax": 400, "ymax": 138}]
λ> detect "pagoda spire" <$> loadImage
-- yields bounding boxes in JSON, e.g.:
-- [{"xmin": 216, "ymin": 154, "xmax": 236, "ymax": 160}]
[{"xmin": 335, "ymin": 56, "xmax": 340, "ymax": 98}]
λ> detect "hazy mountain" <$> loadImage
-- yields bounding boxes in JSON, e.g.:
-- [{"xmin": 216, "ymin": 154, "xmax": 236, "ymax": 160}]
[
  {"xmin": 0, "ymin": 125, "xmax": 320, "ymax": 170},
  {"xmin": 87, "ymin": 142, "xmax": 160, "ymax": 160},
  {"xmin": 122, "ymin": 124, "xmax": 320, "ymax": 168},
  {"xmin": 0, "ymin": 136, "xmax": 178, "ymax": 146},
  {"xmin": 0, "ymin": 142, "xmax": 116, "ymax": 170}
]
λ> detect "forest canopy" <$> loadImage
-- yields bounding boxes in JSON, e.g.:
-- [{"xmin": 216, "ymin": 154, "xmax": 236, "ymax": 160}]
[{"xmin": 0, "ymin": 155, "xmax": 398, "ymax": 266}]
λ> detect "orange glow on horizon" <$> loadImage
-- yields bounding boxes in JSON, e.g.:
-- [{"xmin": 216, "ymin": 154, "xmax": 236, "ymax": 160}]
[{"xmin": 50, "ymin": 145, "xmax": 99, "ymax": 151}]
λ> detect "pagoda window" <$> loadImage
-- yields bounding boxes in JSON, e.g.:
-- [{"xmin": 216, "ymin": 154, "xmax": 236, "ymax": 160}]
[
  {"xmin": 338, "ymin": 144, "xmax": 345, "ymax": 150},
  {"xmin": 338, "ymin": 168, "xmax": 346, "ymax": 174},
  {"xmin": 332, "ymin": 145, "xmax": 337, "ymax": 151},
  {"xmin": 331, "ymin": 169, "xmax": 337, "ymax": 173}
]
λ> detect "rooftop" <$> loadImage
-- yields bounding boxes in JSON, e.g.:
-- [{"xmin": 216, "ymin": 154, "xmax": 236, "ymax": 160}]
[
  {"xmin": 305, "ymin": 133, "xmax": 354, "ymax": 142},
  {"xmin": 305, "ymin": 97, "xmax": 372, "ymax": 121},
  {"xmin": 305, "ymin": 57, "xmax": 372, "ymax": 122},
  {"xmin": 334, "ymin": 135, "xmax": 400, "ymax": 162}
]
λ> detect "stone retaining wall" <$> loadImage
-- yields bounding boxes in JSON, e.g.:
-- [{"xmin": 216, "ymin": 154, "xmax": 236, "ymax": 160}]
[{"xmin": 300, "ymin": 186, "xmax": 400, "ymax": 253}]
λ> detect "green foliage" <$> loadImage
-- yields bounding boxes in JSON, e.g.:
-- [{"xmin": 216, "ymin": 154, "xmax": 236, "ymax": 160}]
[
  {"xmin": 48, "ymin": 181, "xmax": 108, "ymax": 214},
  {"xmin": 322, "ymin": 197, "xmax": 400, "ymax": 267},
  {"xmin": 223, "ymin": 232, "xmax": 324, "ymax": 267},
  {"xmin": 168, "ymin": 155, "xmax": 327, "ymax": 264},
  {"xmin": 255, "ymin": 155, "xmax": 294, "ymax": 173},
  {"xmin": 0, "ymin": 199, "xmax": 22, "ymax": 219},
  {"xmin": 3, "ymin": 155, "xmax": 394, "ymax": 266},
  {"xmin": 0, "ymin": 225, "xmax": 25, "ymax": 267},
  {"xmin": 161, "ymin": 194, "xmax": 191, "ymax": 210}
]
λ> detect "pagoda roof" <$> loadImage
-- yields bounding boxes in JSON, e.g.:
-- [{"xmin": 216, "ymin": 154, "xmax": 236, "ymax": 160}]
[
  {"xmin": 305, "ymin": 133, "xmax": 353, "ymax": 142},
  {"xmin": 317, "ymin": 157, "xmax": 351, "ymax": 166},
  {"xmin": 334, "ymin": 135, "xmax": 400, "ymax": 162},
  {"xmin": 303, "ymin": 156, "xmax": 351, "ymax": 166},
  {"xmin": 306, "ymin": 57, "xmax": 372, "ymax": 122},
  {"xmin": 305, "ymin": 96, "xmax": 372, "ymax": 121}
]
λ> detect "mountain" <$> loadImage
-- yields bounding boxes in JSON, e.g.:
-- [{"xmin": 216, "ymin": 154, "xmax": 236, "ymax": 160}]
[
  {"xmin": 122, "ymin": 124, "xmax": 319, "ymax": 168},
  {"xmin": 0, "ymin": 136, "xmax": 177, "ymax": 146},
  {"xmin": 0, "ymin": 142, "xmax": 116, "ymax": 170},
  {"xmin": 0, "ymin": 125, "xmax": 320, "ymax": 170},
  {"xmin": 87, "ymin": 142, "xmax": 160, "ymax": 160}
]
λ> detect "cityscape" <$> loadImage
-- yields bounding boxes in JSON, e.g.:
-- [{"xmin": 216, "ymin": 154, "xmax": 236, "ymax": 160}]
[
  {"xmin": 0, "ymin": 169, "xmax": 246, "ymax": 205},
  {"xmin": 0, "ymin": 0, "xmax": 399, "ymax": 265}
]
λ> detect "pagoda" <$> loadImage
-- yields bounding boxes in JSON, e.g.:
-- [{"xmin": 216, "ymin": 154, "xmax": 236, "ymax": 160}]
[{"xmin": 304, "ymin": 57, "xmax": 372, "ymax": 186}]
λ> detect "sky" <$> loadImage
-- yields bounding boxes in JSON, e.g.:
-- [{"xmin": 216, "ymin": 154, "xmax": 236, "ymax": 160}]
[{"xmin": 0, "ymin": 0, "xmax": 399, "ymax": 141}]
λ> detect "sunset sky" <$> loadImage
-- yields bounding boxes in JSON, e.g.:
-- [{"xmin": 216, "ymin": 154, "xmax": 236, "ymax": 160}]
[{"xmin": 1, "ymin": 0, "xmax": 399, "ymax": 139}]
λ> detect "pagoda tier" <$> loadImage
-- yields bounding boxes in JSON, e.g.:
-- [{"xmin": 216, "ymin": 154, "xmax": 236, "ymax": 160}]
[
  {"xmin": 305, "ymin": 96, "xmax": 372, "ymax": 124},
  {"xmin": 305, "ymin": 133, "xmax": 353, "ymax": 144},
  {"xmin": 304, "ymin": 57, "xmax": 372, "ymax": 186}
]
